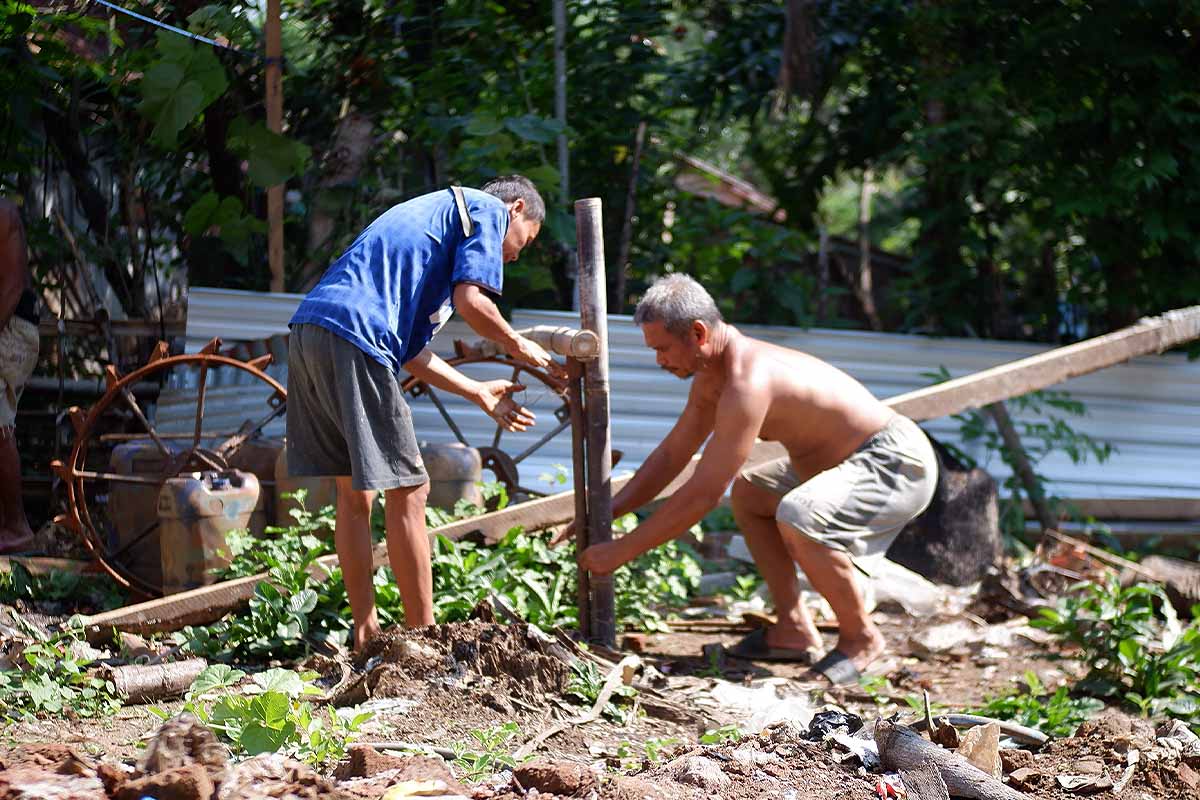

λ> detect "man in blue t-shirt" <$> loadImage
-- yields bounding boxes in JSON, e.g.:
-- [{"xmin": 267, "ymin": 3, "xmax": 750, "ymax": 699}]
[{"xmin": 287, "ymin": 175, "xmax": 560, "ymax": 649}]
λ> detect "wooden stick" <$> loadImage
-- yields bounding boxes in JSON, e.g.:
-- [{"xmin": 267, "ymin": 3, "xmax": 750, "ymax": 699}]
[
  {"xmin": 985, "ymin": 401, "xmax": 1056, "ymax": 533},
  {"xmin": 576, "ymin": 197, "xmax": 616, "ymax": 648},
  {"xmin": 887, "ymin": 305, "xmax": 1200, "ymax": 422},
  {"xmin": 100, "ymin": 657, "xmax": 208, "ymax": 704},
  {"xmin": 513, "ymin": 655, "xmax": 641, "ymax": 759},
  {"xmin": 875, "ymin": 719, "xmax": 1030, "ymax": 800}
]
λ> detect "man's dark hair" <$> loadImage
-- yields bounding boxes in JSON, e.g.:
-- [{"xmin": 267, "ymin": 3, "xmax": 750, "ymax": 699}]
[{"xmin": 481, "ymin": 175, "xmax": 546, "ymax": 223}]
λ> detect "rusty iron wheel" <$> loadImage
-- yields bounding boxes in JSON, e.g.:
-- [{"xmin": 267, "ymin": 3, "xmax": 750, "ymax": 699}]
[
  {"xmin": 399, "ymin": 355, "xmax": 570, "ymax": 502},
  {"xmin": 51, "ymin": 340, "xmax": 286, "ymax": 598}
]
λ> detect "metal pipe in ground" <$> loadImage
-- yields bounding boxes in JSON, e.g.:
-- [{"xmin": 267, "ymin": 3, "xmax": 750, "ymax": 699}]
[
  {"xmin": 567, "ymin": 360, "xmax": 591, "ymax": 638},
  {"xmin": 575, "ymin": 197, "xmax": 615, "ymax": 647}
]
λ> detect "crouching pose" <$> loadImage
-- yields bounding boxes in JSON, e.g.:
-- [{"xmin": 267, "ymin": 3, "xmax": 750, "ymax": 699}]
[{"xmin": 571, "ymin": 274, "xmax": 937, "ymax": 684}]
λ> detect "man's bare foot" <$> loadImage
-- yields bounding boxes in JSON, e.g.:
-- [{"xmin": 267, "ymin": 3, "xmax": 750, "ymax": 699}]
[
  {"xmin": 832, "ymin": 627, "xmax": 887, "ymax": 674},
  {"xmin": 352, "ymin": 622, "xmax": 383, "ymax": 654},
  {"xmin": 0, "ymin": 526, "xmax": 35, "ymax": 555},
  {"xmin": 764, "ymin": 620, "xmax": 822, "ymax": 652}
]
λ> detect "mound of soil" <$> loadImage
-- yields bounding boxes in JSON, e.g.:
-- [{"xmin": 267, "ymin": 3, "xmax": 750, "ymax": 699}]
[{"xmin": 336, "ymin": 619, "xmax": 574, "ymax": 710}]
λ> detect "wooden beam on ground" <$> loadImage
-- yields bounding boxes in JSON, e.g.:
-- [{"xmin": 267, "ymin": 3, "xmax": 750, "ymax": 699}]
[
  {"xmin": 887, "ymin": 305, "xmax": 1200, "ymax": 422},
  {"xmin": 0, "ymin": 556, "xmax": 96, "ymax": 576}
]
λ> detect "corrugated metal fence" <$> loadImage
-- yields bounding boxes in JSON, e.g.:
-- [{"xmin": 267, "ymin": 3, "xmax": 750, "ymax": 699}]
[{"xmin": 162, "ymin": 287, "xmax": 1200, "ymax": 501}]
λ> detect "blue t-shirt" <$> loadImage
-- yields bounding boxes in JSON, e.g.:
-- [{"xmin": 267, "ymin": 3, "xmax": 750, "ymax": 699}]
[{"xmin": 290, "ymin": 188, "xmax": 506, "ymax": 372}]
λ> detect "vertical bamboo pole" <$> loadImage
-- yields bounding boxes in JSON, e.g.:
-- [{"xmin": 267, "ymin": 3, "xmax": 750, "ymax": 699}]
[
  {"xmin": 266, "ymin": 0, "xmax": 284, "ymax": 292},
  {"xmin": 575, "ymin": 198, "xmax": 615, "ymax": 647},
  {"xmin": 567, "ymin": 360, "xmax": 591, "ymax": 637}
]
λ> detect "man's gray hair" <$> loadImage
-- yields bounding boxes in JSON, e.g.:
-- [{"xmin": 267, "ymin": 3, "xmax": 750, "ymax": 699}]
[
  {"xmin": 481, "ymin": 175, "xmax": 546, "ymax": 223},
  {"xmin": 633, "ymin": 273, "xmax": 723, "ymax": 336}
]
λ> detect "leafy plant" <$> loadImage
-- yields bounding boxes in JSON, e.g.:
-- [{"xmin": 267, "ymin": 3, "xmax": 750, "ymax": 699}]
[
  {"xmin": 972, "ymin": 671, "xmax": 1103, "ymax": 738},
  {"xmin": 1034, "ymin": 576, "xmax": 1200, "ymax": 731},
  {"xmin": 699, "ymin": 724, "xmax": 745, "ymax": 745},
  {"xmin": 566, "ymin": 659, "xmax": 637, "ymax": 723},
  {"xmin": 165, "ymin": 665, "xmax": 371, "ymax": 766},
  {"xmin": 0, "ymin": 624, "xmax": 121, "ymax": 721},
  {"xmin": 451, "ymin": 722, "xmax": 524, "ymax": 783},
  {"xmin": 0, "ymin": 562, "xmax": 126, "ymax": 612}
]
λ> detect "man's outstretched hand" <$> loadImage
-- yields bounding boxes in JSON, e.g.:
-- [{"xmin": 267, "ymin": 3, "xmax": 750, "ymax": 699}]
[
  {"xmin": 507, "ymin": 335, "xmax": 568, "ymax": 381},
  {"xmin": 475, "ymin": 380, "xmax": 536, "ymax": 431},
  {"xmin": 548, "ymin": 519, "xmax": 576, "ymax": 548},
  {"xmin": 578, "ymin": 540, "xmax": 631, "ymax": 575}
]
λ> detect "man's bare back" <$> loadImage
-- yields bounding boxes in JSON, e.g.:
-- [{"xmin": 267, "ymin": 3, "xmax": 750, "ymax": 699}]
[{"xmin": 689, "ymin": 332, "xmax": 896, "ymax": 483}]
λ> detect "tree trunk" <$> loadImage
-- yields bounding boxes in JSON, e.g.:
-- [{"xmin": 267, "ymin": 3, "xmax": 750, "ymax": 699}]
[{"xmin": 856, "ymin": 168, "xmax": 883, "ymax": 330}]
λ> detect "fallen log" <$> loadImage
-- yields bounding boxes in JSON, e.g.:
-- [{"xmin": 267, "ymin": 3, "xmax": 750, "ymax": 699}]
[
  {"xmin": 875, "ymin": 719, "xmax": 1029, "ymax": 800},
  {"xmin": 76, "ymin": 305, "xmax": 1200, "ymax": 639},
  {"xmin": 100, "ymin": 657, "xmax": 208, "ymax": 704}
]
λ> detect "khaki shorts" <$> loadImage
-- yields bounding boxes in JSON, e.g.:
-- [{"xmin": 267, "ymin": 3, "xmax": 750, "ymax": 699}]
[
  {"xmin": 741, "ymin": 415, "xmax": 938, "ymax": 565},
  {"xmin": 0, "ymin": 317, "xmax": 39, "ymax": 430}
]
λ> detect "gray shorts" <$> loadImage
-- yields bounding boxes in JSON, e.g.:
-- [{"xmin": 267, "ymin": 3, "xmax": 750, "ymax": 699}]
[
  {"xmin": 741, "ymin": 415, "xmax": 937, "ymax": 563},
  {"xmin": 286, "ymin": 323, "xmax": 428, "ymax": 491}
]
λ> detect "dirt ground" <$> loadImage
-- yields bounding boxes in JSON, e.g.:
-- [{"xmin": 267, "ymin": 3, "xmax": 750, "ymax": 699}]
[{"xmin": 2, "ymin": 596, "xmax": 1199, "ymax": 799}]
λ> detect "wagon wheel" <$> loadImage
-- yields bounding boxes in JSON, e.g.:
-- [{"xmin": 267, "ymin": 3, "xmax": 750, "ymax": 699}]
[
  {"xmin": 399, "ymin": 355, "xmax": 571, "ymax": 502},
  {"xmin": 52, "ymin": 339, "xmax": 286, "ymax": 598}
]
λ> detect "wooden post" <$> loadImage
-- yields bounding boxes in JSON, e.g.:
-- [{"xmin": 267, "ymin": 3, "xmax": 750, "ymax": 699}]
[
  {"xmin": 265, "ymin": 0, "xmax": 284, "ymax": 292},
  {"xmin": 575, "ymin": 197, "xmax": 615, "ymax": 647},
  {"xmin": 568, "ymin": 360, "xmax": 591, "ymax": 637}
]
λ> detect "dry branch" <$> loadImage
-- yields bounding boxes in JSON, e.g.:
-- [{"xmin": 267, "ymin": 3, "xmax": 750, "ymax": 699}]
[{"xmin": 875, "ymin": 720, "xmax": 1029, "ymax": 800}]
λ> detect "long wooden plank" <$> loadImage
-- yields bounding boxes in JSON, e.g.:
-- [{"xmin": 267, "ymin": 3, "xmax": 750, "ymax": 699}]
[
  {"xmin": 887, "ymin": 306, "xmax": 1200, "ymax": 422},
  {"xmin": 78, "ymin": 305, "xmax": 1200, "ymax": 637}
]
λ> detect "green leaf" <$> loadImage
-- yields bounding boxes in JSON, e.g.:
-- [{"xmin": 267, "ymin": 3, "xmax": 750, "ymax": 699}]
[
  {"xmin": 730, "ymin": 267, "xmax": 757, "ymax": 293},
  {"xmin": 254, "ymin": 669, "xmax": 306, "ymax": 698},
  {"xmin": 504, "ymin": 114, "xmax": 563, "ymax": 144},
  {"xmin": 465, "ymin": 114, "xmax": 504, "ymax": 137},
  {"xmin": 137, "ymin": 31, "xmax": 228, "ymax": 147},
  {"xmin": 227, "ymin": 118, "xmax": 311, "ymax": 187},
  {"xmin": 240, "ymin": 719, "xmax": 289, "ymax": 754},
  {"xmin": 190, "ymin": 664, "xmax": 246, "ymax": 696}
]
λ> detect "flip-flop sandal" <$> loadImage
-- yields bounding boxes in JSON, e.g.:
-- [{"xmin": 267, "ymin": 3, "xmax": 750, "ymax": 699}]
[
  {"xmin": 807, "ymin": 649, "xmax": 862, "ymax": 687},
  {"xmin": 727, "ymin": 627, "xmax": 815, "ymax": 664}
]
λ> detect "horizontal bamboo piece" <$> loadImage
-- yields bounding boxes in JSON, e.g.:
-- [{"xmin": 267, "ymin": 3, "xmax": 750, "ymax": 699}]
[{"xmin": 454, "ymin": 325, "xmax": 600, "ymax": 361}]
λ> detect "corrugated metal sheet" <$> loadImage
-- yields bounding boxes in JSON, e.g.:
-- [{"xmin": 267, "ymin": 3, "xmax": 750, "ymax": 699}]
[{"xmin": 160, "ymin": 287, "xmax": 1200, "ymax": 500}]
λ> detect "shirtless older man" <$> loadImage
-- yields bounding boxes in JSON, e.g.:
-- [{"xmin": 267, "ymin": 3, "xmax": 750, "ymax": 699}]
[{"xmin": 577, "ymin": 274, "xmax": 937, "ymax": 684}]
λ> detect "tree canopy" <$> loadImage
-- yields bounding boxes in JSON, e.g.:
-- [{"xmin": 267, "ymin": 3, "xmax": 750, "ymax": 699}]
[{"xmin": 4, "ymin": 0, "xmax": 1198, "ymax": 348}]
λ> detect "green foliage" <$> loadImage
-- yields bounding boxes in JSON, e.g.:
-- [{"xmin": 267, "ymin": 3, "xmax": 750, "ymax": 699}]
[
  {"xmin": 167, "ymin": 665, "xmax": 371, "ymax": 766},
  {"xmin": 566, "ymin": 660, "xmax": 637, "ymax": 723},
  {"xmin": 182, "ymin": 192, "xmax": 267, "ymax": 267},
  {"xmin": 0, "ymin": 625, "xmax": 121, "ymax": 721},
  {"xmin": 227, "ymin": 117, "xmax": 312, "ymax": 187},
  {"xmin": 972, "ymin": 671, "xmax": 1103, "ymax": 738},
  {"xmin": 451, "ymin": 722, "xmax": 524, "ymax": 783},
  {"xmin": 138, "ymin": 31, "xmax": 228, "ymax": 147},
  {"xmin": 425, "ymin": 480, "xmax": 510, "ymax": 528},
  {"xmin": 0, "ymin": 562, "xmax": 126, "ymax": 612},
  {"xmin": 699, "ymin": 724, "xmax": 745, "ymax": 745},
  {"xmin": 429, "ymin": 513, "xmax": 702, "ymax": 633},
  {"xmin": 1034, "ymin": 576, "xmax": 1200, "ymax": 730}
]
